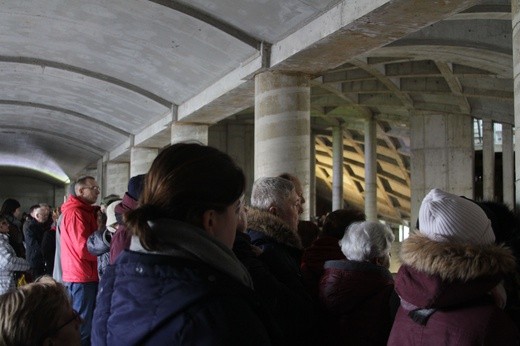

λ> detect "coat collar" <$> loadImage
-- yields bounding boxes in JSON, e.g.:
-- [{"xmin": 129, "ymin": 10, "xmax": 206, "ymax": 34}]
[
  {"xmin": 400, "ymin": 233, "xmax": 516, "ymax": 282},
  {"xmin": 129, "ymin": 218, "xmax": 253, "ymax": 289},
  {"xmin": 246, "ymin": 208, "xmax": 302, "ymax": 249}
]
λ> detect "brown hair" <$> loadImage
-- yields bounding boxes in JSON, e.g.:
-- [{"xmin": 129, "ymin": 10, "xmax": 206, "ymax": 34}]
[
  {"xmin": 322, "ymin": 207, "xmax": 366, "ymax": 239},
  {"xmin": 126, "ymin": 143, "xmax": 245, "ymax": 250},
  {"xmin": 0, "ymin": 276, "xmax": 71, "ymax": 345}
]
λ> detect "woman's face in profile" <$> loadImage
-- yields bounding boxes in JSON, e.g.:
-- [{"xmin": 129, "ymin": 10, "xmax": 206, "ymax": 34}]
[{"xmin": 205, "ymin": 196, "xmax": 244, "ymax": 249}]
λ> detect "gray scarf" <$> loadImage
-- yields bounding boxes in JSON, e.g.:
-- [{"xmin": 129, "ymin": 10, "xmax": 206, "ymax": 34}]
[{"xmin": 130, "ymin": 219, "xmax": 253, "ymax": 288}]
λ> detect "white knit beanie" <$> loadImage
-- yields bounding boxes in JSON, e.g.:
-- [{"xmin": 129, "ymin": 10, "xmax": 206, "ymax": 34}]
[
  {"xmin": 418, "ymin": 188, "xmax": 495, "ymax": 245},
  {"xmin": 105, "ymin": 200, "xmax": 121, "ymax": 229}
]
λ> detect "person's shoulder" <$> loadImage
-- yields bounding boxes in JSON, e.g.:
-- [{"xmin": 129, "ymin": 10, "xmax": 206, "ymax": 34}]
[{"xmin": 0, "ymin": 234, "xmax": 10, "ymax": 245}]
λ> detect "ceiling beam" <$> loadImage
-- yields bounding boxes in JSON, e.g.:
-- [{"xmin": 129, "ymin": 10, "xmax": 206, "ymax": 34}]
[
  {"xmin": 0, "ymin": 56, "xmax": 174, "ymax": 108},
  {"xmin": 0, "ymin": 100, "xmax": 131, "ymax": 136},
  {"xmin": 148, "ymin": 0, "xmax": 262, "ymax": 48}
]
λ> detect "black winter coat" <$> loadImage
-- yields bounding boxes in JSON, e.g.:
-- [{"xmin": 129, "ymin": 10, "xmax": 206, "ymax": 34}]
[
  {"xmin": 93, "ymin": 251, "xmax": 275, "ymax": 345},
  {"xmin": 246, "ymin": 208, "xmax": 316, "ymax": 345},
  {"xmin": 93, "ymin": 219, "xmax": 278, "ymax": 346},
  {"xmin": 22, "ymin": 217, "xmax": 45, "ymax": 277}
]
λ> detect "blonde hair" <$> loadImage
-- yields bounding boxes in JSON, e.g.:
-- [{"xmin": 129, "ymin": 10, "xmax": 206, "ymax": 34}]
[{"xmin": 0, "ymin": 276, "xmax": 72, "ymax": 345}]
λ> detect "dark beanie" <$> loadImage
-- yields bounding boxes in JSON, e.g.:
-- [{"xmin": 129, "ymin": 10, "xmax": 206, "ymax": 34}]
[
  {"xmin": 1, "ymin": 198, "xmax": 21, "ymax": 215},
  {"xmin": 127, "ymin": 174, "xmax": 145, "ymax": 200}
]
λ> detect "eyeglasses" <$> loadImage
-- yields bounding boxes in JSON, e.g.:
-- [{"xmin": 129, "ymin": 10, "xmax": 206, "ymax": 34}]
[
  {"xmin": 50, "ymin": 310, "xmax": 82, "ymax": 336},
  {"xmin": 83, "ymin": 186, "xmax": 100, "ymax": 192}
]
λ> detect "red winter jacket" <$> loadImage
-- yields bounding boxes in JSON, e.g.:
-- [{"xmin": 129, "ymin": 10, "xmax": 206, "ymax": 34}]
[
  {"xmin": 301, "ymin": 235, "xmax": 345, "ymax": 298},
  {"xmin": 60, "ymin": 195, "xmax": 99, "ymax": 283},
  {"xmin": 319, "ymin": 259, "xmax": 395, "ymax": 345},
  {"xmin": 388, "ymin": 233, "xmax": 520, "ymax": 346}
]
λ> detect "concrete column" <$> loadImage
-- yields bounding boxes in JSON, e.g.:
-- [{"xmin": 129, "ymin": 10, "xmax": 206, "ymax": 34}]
[
  {"xmin": 502, "ymin": 123, "xmax": 514, "ymax": 207},
  {"xmin": 482, "ymin": 119, "xmax": 495, "ymax": 201},
  {"xmin": 96, "ymin": 159, "xmax": 104, "ymax": 193},
  {"xmin": 332, "ymin": 125, "xmax": 344, "ymax": 211},
  {"xmin": 513, "ymin": 1, "xmax": 520, "ymax": 209},
  {"xmin": 130, "ymin": 147, "xmax": 158, "ymax": 177},
  {"xmin": 209, "ymin": 122, "xmax": 254, "ymax": 200},
  {"xmin": 105, "ymin": 162, "xmax": 130, "ymax": 197},
  {"xmin": 411, "ymin": 113, "xmax": 474, "ymax": 229},
  {"xmin": 254, "ymin": 71, "xmax": 311, "ymax": 219},
  {"xmin": 365, "ymin": 116, "xmax": 378, "ymax": 221},
  {"xmin": 171, "ymin": 122, "xmax": 209, "ymax": 145},
  {"xmin": 309, "ymin": 132, "xmax": 316, "ymax": 218}
]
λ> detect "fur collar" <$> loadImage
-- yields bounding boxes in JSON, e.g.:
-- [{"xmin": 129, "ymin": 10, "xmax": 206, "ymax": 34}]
[
  {"xmin": 400, "ymin": 233, "xmax": 516, "ymax": 282},
  {"xmin": 247, "ymin": 208, "xmax": 302, "ymax": 249}
]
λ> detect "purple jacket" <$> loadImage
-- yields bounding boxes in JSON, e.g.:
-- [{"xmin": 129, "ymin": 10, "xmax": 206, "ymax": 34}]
[
  {"xmin": 109, "ymin": 192, "xmax": 138, "ymax": 264},
  {"xmin": 388, "ymin": 233, "xmax": 520, "ymax": 346},
  {"xmin": 319, "ymin": 259, "xmax": 394, "ymax": 345}
]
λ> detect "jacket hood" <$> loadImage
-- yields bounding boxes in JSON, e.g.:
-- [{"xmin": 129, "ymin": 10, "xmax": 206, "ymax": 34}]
[
  {"xmin": 321, "ymin": 260, "xmax": 394, "ymax": 313},
  {"xmin": 61, "ymin": 195, "xmax": 99, "ymax": 214},
  {"xmin": 130, "ymin": 218, "xmax": 253, "ymax": 289},
  {"xmin": 400, "ymin": 233, "xmax": 516, "ymax": 282},
  {"xmin": 246, "ymin": 208, "xmax": 302, "ymax": 249},
  {"xmin": 114, "ymin": 192, "xmax": 138, "ymax": 223},
  {"xmin": 301, "ymin": 235, "xmax": 345, "ymax": 269}
]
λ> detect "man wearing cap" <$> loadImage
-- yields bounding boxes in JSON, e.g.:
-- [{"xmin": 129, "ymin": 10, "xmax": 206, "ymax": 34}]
[{"xmin": 388, "ymin": 188, "xmax": 519, "ymax": 345}]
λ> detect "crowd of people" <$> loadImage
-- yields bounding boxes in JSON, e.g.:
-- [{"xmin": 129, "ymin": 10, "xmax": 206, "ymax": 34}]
[{"xmin": 1, "ymin": 142, "xmax": 520, "ymax": 345}]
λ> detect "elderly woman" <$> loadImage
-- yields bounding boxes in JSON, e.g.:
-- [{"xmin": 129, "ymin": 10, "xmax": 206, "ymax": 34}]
[
  {"xmin": 92, "ymin": 143, "xmax": 277, "ymax": 345},
  {"xmin": 0, "ymin": 276, "xmax": 81, "ymax": 346},
  {"xmin": 388, "ymin": 189, "xmax": 519, "ymax": 345},
  {"xmin": 301, "ymin": 207, "xmax": 366, "ymax": 298},
  {"xmin": 319, "ymin": 221, "xmax": 395, "ymax": 345}
]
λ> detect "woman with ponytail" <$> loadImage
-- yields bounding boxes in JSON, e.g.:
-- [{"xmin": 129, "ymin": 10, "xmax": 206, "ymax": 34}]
[{"xmin": 92, "ymin": 143, "xmax": 277, "ymax": 345}]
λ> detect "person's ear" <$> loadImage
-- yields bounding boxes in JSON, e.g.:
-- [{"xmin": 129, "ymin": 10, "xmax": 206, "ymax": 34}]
[
  {"xmin": 201, "ymin": 209, "xmax": 216, "ymax": 235},
  {"xmin": 268, "ymin": 206, "xmax": 278, "ymax": 216}
]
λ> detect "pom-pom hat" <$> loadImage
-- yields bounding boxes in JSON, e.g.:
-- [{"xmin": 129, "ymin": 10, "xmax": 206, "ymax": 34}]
[{"xmin": 418, "ymin": 188, "xmax": 495, "ymax": 245}]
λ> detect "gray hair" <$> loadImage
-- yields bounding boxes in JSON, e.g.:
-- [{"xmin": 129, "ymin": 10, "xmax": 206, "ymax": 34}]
[
  {"xmin": 250, "ymin": 177, "xmax": 294, "ymax": 210},
  {"xmin": 339, "ymin": 221, "xmax": 395, "ymax": 261}
]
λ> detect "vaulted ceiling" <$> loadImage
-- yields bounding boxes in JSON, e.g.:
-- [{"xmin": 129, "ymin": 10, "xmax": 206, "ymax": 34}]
[{"xmin": 0, "ymin": 0, "xmax": 513, "ymax": 224}]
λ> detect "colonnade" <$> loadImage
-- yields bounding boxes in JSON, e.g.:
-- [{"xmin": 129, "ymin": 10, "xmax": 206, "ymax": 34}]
[{"xmin": 81, "ymin": 1, "xmax": 520, "ymax": 226}]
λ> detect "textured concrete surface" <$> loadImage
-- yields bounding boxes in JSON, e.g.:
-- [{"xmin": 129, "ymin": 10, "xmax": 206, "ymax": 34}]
[{"xmin": 0, "ymin": 0, "xmax": 516, "ymax": 224}]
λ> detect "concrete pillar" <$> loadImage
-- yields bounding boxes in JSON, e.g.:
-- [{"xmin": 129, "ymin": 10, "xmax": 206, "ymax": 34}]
[
  {"xmin": 130, "ymin": 147, "xmax": 158, "ymax": 177},
  {"xmin": 254, "ymin": 71, "xmax": 311, "ymax": 219},
  {"xmin": 106, "ymin": 162, "xmax": 130, "ymax": 197},
  {"xmin": 309, "ymin": 132, "xmax": 316, "ymax": 218},
  {"xmin": 513, "ymin": 1, "xmax": 520, "ymax": 209},
  {"xmin": 96, "ymin": 159, "xmax": 104, "ymax": 193},
  {"xmin": 365, "ymin": 116, "xmax": 378, "ymax": 221},
  {"xmin": 502, "ymin": 123, "xmax": 514, "ymax": 207},
  {"xmin": 482, "ymin": 119, "xmax": 495, "ymax": 201},
  {"xmin": 208, "ymin": 122, "xmax": 255, "ymax": 200},
  {"xmin": 411, "ymin": 113, "xmax": 474, "ymax": 229},
  {"xmin": 332, "ymin": 125, "xmax": 344, "ymax": 211},
  {"xmin": 171, "ymin": 122, "xmax": 209, "ymax": 145}
]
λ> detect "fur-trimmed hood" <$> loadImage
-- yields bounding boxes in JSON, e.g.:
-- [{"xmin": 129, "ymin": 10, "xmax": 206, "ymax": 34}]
[
  {"xmin": 246, "ymin": 208, "xmax": 302, "ymax": 249},
  {"xmin": 400, "ymin": 233, "xmax": 516, "ymax": 282}
]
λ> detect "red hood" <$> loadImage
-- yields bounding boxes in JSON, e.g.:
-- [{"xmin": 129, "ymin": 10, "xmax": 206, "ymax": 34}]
[{"xmin": 61, "ymin": 195, "xmax": 99, "ymax": 214}]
